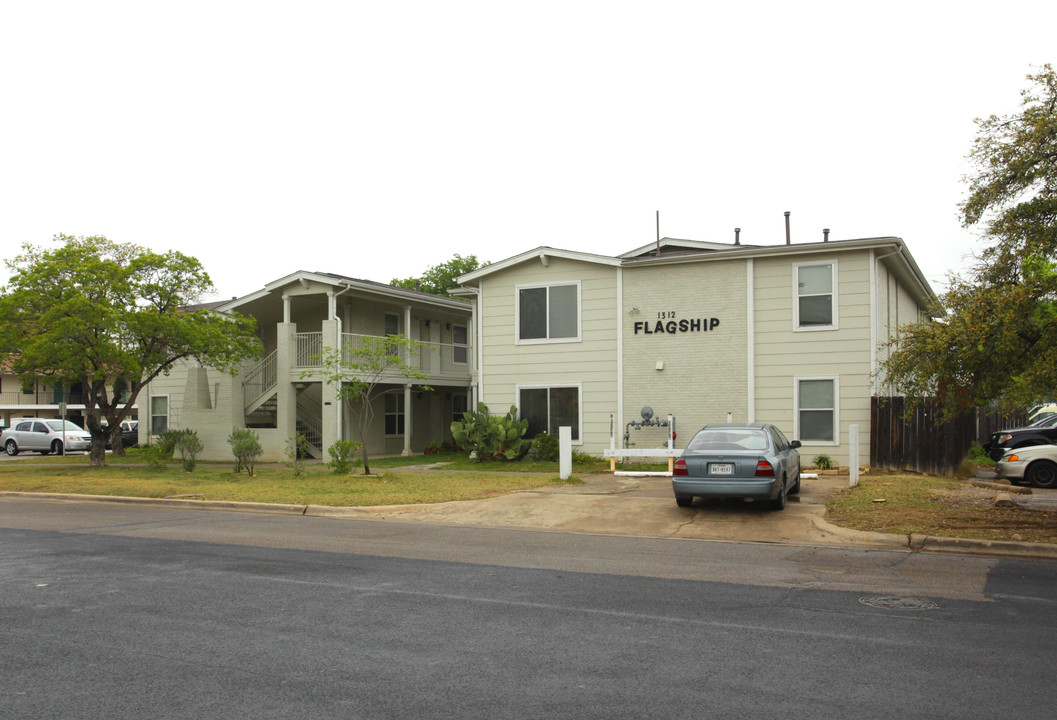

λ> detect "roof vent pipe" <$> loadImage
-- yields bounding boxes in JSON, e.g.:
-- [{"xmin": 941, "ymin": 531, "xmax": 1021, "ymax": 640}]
[
  {"xmin": 734, "ymin": 227, "xmax": 741, "ymax": 245},
  {"xmin": 784, "ymin": 211, "xmax": 791, "ymax": 245},
  {"xmin": 823, "ymin": 228, "xmax": 830, "ymax": 242}
]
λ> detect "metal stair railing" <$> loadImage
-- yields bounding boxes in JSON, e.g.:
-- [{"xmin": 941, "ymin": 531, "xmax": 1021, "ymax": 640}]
[{"xmin": 243, "ymin": 351, "xmax": 278, "ymax": 413}]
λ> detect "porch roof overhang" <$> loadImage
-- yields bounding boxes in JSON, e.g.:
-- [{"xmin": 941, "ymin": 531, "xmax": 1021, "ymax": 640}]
[{"xmin": 215, "ymin": 270, "xmax": 472, "ymax": 315}]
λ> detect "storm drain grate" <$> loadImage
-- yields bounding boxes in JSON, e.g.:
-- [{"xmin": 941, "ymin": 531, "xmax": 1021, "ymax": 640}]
[{"xmin": 859, "ymin": 596, "xmax": 939, "ymax": 610}]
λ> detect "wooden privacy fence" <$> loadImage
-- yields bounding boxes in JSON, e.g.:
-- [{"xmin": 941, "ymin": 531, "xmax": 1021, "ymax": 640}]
[{"xmin": 870, "ymin": 397, "xmax": 1027, "ymax": 475}]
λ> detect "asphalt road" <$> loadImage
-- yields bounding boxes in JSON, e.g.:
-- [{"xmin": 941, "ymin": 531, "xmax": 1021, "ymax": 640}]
[{"xmin": 4, "ymin": 499, "xmax": 1057, "ymax": 719}]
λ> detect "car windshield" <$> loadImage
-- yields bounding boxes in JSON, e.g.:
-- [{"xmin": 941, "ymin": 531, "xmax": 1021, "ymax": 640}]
[
  {"xmin": 687, "ymin": 428, "xmax": 770, "ymax": 452},
  {"xmin": 45, "ymin": 420, "xmax": 84, "ymax": 432}
]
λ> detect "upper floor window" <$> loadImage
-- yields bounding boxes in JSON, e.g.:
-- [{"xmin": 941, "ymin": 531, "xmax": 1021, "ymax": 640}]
[
  {"xmin": 384, "ymin": 313, "xmax": 400, "ymax": 356},
  {"xmin": 517, "ymin": 282, "xmax": 580, "ymax": 343},
  {"xmin": 794, "ymin": 261, "xmax": 837, "ymax": 330},
  {"xmin": 452, "ymin": 324, "xmax": 468, "ymax": 364}
]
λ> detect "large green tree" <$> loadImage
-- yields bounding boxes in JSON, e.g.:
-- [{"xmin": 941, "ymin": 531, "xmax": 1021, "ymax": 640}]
[
  {"xmin": 391, "ymin": 253, "xmax": 486, "ymax": 297},
  {"xmin": 0, "ymin": 235, "xmax": 262, "ymax": 466},
  {"xmin": 881, "ymin": 65, "xmax": 1057, "ymax": 418}
]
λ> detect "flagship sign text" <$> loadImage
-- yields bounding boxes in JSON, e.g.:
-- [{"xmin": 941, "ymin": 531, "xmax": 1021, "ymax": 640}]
[{"xmin": 634, "ymin": 311, "xmax": 720, "ymax": 335}]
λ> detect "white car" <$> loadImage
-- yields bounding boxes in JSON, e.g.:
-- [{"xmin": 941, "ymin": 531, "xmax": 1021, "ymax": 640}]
[
  {"xmin": 996, "ymin": 444, "xmax": 1057, "ymax": 489},
  {"xmin": 1, "ymin": 419, "xmax": 92, "ymax": 455}
]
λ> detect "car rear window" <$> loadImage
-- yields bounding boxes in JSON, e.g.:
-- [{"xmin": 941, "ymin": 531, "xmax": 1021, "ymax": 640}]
[{"xmin": 687, "ymin": 428, "xmax": 770, "ymax": 452}]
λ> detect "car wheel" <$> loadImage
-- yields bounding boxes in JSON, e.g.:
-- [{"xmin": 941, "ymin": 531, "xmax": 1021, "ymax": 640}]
[
  {"xmin": 675, "ymin": 495, "xmax": 693, "ymax": 508},
  {"xmin": 770, "ymin": 480, "xmax": 787, "ymax": 511},
  {"xmin": 789, "ymin": 471, "xmax": 801, "ymax": 495},
  {"xmin": 51, "ymin": 440, "xmax": 63, "ymax": 455},
  {"xmin": 4, "ymin": 440, "xmax": 18, "ymax": 456},
  {"xmin": 1026, "ymin": 460, "xmax": 1057, "ymax": 489}
]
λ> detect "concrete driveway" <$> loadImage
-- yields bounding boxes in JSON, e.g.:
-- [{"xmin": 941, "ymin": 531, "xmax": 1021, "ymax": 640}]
[{"xmin": 339, "ymin": 471, "xmax": 851, "ymax": 545}]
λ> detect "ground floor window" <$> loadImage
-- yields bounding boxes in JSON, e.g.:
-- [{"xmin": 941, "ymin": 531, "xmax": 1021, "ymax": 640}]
[
  {"xmin": 384, "ymin": 392, "xmax": 405, "ymax": 436},
  {"xmin": 795, "ymin": 377, "xmax": 838, "ymax": 443},
  {"xmin": 452, "ymin": 392, "xmax": 468, "ymax": 424},
  {"xmin": 518, "ymin": 385, "xmax": 580, "ymax": 441},
  {"xmin": 150, "ymin": 395, "xmax": 169, "ymax": 434}
]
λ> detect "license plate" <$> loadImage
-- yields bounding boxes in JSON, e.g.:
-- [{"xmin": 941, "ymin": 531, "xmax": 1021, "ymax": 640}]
[{"xmin": 710, "ymin": 463, "xmax": 733, "ymax": 475}]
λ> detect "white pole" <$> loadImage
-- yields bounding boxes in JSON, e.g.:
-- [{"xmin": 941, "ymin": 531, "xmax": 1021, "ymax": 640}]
[
  {"xmin": 559, "ymin": 426, "xmax": 572, "ymax": 480},
  {"xmin": 849, "ymin": 424, "xmax": 859, "ymax": 487}
]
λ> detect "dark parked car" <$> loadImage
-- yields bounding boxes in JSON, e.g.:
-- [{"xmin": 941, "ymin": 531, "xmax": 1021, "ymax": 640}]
[
  {"xmin": 672, "ymin": 423, "xmax": 801, "ymax": 511},
  {"xmin": 983, "ymin": 420, "xmax": 1057, "ymax": 462},
  {"xmin": 104, "ymin": 420, "xmax": 139, "ymax": 449}
]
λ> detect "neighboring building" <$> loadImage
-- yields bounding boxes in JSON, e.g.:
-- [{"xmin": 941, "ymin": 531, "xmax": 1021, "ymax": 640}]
[
  {"xmin": 0, "ymin": 359, "xmax": 138, "ymax": 430},
  {"xmin": 150, "ymin": 271, "xmax": 473, "ymax": 461},
  {"xmin": 452, "ymin": 235, "xmax": 936, "ymax": 467}
]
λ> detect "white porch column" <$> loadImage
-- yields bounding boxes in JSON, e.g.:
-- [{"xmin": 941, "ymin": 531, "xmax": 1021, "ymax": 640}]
[
  {"xmin": 320, "ymin": 319, "xmax": 341, "ymax": 458},
  {"xmin": 282, "ymin": 295, "xmax": 291, "ymax": 324},
  {"xmin": 276, "ymin": 322, "xmax": 297, "ymax": 447},
  {"xmin": 402, "ymin": 383, "xmax": 413, "ymax": 456}
]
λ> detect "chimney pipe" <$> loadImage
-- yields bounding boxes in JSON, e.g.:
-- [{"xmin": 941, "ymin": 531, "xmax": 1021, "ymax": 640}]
[
  {"xmin": 823, "ymin": 228, "xmax": 830, "ymax": 243},
  {"xmin": 734, "ymin": 227, "xmax": 741, "ymax": 245},
  {"xmin": 784, "ymin": 211, "xmax": 791, "ymax": 245},
  {"xmin": 655, "ymin": 210, "xmax": 660, "ymax": 256}
]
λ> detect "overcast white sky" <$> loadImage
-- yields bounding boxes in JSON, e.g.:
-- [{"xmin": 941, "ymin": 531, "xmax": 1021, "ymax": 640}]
[{"xmin": 2, "ymin": 1, "xmax": 1054, "ymax": 301}]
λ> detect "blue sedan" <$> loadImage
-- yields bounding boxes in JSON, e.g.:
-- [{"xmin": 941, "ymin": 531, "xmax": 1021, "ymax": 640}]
[{"xmin": 672, "ymin": 423, "xmax": 802, "ymax": 510}]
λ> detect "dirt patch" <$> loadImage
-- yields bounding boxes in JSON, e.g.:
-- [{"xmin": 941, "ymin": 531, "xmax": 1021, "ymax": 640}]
[{"xmin": 826, "ymin": 475, "xmax": 1057, "ymax": 544}]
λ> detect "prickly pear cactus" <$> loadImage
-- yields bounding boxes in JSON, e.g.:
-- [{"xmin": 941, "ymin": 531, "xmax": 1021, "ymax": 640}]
[{"xmin": 450, "ymin": 403, "xmax": 530, "ymax": 461}]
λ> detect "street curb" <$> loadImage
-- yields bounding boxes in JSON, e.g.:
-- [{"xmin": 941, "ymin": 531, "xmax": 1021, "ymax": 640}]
[
  {"xmin": 6, "ymin": 490, "xmax": 1057, "ymax": 559},
  {"xmin": 811, "ymin": 514, "xmax": 1057, "ymax": 559},
  {"xmin": 0, "ymin": 491, "xmax": 309, "ymax": 516}
]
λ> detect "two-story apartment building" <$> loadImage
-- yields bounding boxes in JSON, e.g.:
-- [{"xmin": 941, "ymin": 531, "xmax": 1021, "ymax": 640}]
[
  {"xmin": 0, "ymin": 360, "xmax": 138, "ymax": 430},
  {"xmin": 148, "ymin": 271, "xmax": 473, "ymax": 462},
  {"xmin": 452, "ymin": 235, "xmax": 936, "ymax": 467}
]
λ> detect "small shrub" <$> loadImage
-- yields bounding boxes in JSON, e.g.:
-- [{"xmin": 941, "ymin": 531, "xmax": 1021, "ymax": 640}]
[
  {"xmin": 228, "ymin": 428, "xmax": 263, "ymax": 476},
  {"xmin": 328, "ymin": 440, "xmax": 362, "ymax": 475},
  {"xmin": 285, "ymin": 433, "xmax": 310, "ymax": 477},
  {"xmin": 155, "ymin": 428, "xmax": 191, "ymax": 458},
  {"xmin": 174, "ymin": 430, "xmax": 204, "ymax": 472},
  {"xmin": 531, "ymin": 432, "xmax": 559, "ymax": 462},
  {"xmin": 140, "ymin": 445, "xmax": 168, "ymax": 471},
  {"xmin": 813, "ymin": 454, "xmax": 835, "ymax": 470},
  {"xmin": 572, "ymin": 448, "xmax": 600, "ymax": 465},
  {"xmin": 966, "ymin": 441, "xmax": 995, "ymax": 468},
  {"xmin": 424, "ymin": 440, "xmax": 444, "ymax": 455}
]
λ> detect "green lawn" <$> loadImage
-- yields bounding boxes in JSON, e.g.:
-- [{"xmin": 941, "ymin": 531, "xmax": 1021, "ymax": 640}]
[{"xmin": 0, "ymin": 450, "xmax": 585, "ymax": 506}]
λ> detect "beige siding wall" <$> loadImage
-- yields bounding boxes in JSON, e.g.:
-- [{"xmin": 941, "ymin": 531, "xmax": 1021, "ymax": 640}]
[
  {"xmin": 754, "ymin": 250, "xmax": 873, "ymax": 466},
  {"xmin": 478, "ymin": 256, "xmax": 619, "ymax": 450},
  {"xmin": 621, "ymin": 260, "xmax": 748, "ymax": 450}
]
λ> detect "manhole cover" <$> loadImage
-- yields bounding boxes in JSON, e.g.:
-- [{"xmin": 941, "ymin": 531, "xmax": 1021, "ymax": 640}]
[{"xmin": 859, "ymin": 596, "xmax": 938, "ymax": 610}]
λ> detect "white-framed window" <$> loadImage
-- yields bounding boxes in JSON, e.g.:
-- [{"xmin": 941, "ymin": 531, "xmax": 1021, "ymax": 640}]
[
  {"xmin": 517, "ymin": 384, "xmax": 582, "ymax": 442},
  {"xmin": 150, "ymin": 395, "xmax": 169, "ymax": 434},
  {"xmin": 384, "ymin": 313, "xmax": 400, "ymax": 356},
  {"xmin": 452, "ymin": 324, "xmax": 468, "ymax": 364},
  {"xmin": 794, "ymin": 376, "xmax": 839, "ymax": 445},
  {"xmin": 515, "ymin": 281, "xmax": 581, "ymax": 344},
  {"xmin": 384, "ymin": 392, "xmax": 405, "ymax": 436},
  {"xmin": 793, "ymin": 260, "xmax": 838, "ymax": 330},
  {"xmin": 452, "ymin": 392, "xmax": 468, "ymax": 424}
]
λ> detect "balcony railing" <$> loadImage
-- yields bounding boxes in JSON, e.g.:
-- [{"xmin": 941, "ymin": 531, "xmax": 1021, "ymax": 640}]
[
  {"xmin": 0, "ymin": 390, "xmax": 132, "ymax": 406},
  {"xmin": 293, "ymin": 332, "xmax": 470, "ymax": 376},
  {"xmin": 295, "ymin": 332, "xmax": 323, "ymax": 368}
]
